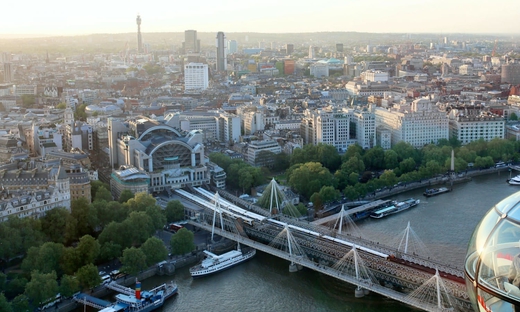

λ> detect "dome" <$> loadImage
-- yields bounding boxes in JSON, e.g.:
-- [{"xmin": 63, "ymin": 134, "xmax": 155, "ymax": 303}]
[{"xmin": 465, "ymin": 191, "xmax": 520, "ymax": 311}]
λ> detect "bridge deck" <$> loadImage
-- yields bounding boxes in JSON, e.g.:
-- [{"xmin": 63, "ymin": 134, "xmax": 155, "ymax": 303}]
[
  {"xmin": 190, "ymin": 220, "xmax": 453, "ymax": 312},
  {"xmin": 312, "ymin": 200, "xmax": 392, "ymax": 225}
]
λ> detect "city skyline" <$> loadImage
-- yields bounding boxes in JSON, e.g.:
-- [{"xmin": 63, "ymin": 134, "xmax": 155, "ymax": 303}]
[{"xmin": 1, "ymin": 0, "xmax": 519, "ymax": 37}]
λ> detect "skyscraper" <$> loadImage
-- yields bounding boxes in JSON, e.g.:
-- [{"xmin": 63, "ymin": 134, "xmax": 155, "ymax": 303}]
[
  {"xmin": 286, "ymin": 44, "xmax": 294, "ymax": 55},
  {"xmin": 227, "ymin": 40, "xmax": 238, "ymax": 54},
  {"xmin": 136, "ymin": 15, "xmax": 143, "ymax": 54},
  {"xmin": 216, "ymin": 32, "xmax": 226, "ymax": 72},
  {"xmin": 3, "ymin": 63, "xmax": 12, "ymax": 83},
  {"xmin": 184, "ymin": 30, "xmax": 200, "ymax": 53}
]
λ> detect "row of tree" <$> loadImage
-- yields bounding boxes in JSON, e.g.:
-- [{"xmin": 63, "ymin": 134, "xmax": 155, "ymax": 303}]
[{"xmin": 0, "ymin": 183, "xmax": 192, "ymax": 310}]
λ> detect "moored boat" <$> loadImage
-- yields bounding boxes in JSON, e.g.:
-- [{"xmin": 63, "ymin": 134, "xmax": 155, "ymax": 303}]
[
  {"xmin": 98, "ymin": 281, "xmax": 177, "ymax": 312},
  {"xmin": 508, "ymin": 175, "xmax": 520, "ymax": 185},
  {"xmin": 190, "ymin": 244, "xmax": 256, "ymax": 277},
  {"xmin": 370, "ymin": 198, "xmax": 420, "ymax": 219},
  {"xmin": 423, "ymin": 187, "xmax": 451, "ymax": 197}
]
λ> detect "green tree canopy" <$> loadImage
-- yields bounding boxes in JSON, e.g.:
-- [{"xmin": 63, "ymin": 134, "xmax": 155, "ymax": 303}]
[
  {"xmin": 0, "ymin": 293, "xmax": 12, "ymax": 312},
  {"xmin": 119, "ymin": 190, "xmax": 134, "ymax": 203},
  {"xmin": 145, "ymin": 205, "xmax": 167, "ymax": 231},
  {"xmin": 126, "ymin": 192, "xmax": 156, "ymax": 212},
  {"xmin": 40, "ymin": 207, "xmax": 69, "ymax": 244},
  {"xmin": 91, "ymin": 180, "xmax": 110, "ymax": 200},
  {"xmin": 121, "ymin": 247, "xmax": 147, "ymax": 276},
  {"xmin": 288, "ymin": 162, "xmax": 335, "ymax": 199},
  {"xmin": 94, "ymin": 186, "xmax": 112, "ymax": 202},
  {"xmin": 170, "ymin": 228, "xmax": 195, "ymax": 256},
  {"xmin": 140, "ymin": 237, "xmax": 168, "ymax": 266},
  {"xmin": 59, "ymin": 275, "xmax": 79, "ymax": 299},
  {"xmin": 24, "ymin": 271, "xmax": 58, "ymax": 308},
  {"xmin": 75, "ymin": 263, "xmax": 101, "ymax": 290},
  {"xmin": 76, "ymin": 235, "xmax": 100, "ymax": 268},
  {"xmin": 165, "ymin": 200, "xmax": 185, "ymax": 223}
]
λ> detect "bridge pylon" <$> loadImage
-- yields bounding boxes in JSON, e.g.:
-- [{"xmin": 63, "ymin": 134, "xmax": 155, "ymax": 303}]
[
  {"xmin": 406, "ymin": 269, "xmax": 454, "ymax": 310},
  {"xmin": 210, "ymin": 192, "xmax": 225, "ymax": 241},
  {"xmin": 257, "ymin": 178, "xmax": 301, "ymax": 217},
  {"xmin": 332, "ymin": 244, "xmax": 378, "ymax": 298},
  {"xmin": 395, "ymin": 221, "xmax": 431, "ymax": 258},
  {"xmin": 269, "ymin": 223, "xmax": 306, "ymax": 272}
]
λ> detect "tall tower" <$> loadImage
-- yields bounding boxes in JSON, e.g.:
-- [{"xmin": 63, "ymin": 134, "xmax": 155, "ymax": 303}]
[
  {"xmin": 136, "ymin": 14, "xmax": 143, "ymax": 54},
  {"xmin": 216, "ymin": 31, "xmax": 226, "ymax": 72}
]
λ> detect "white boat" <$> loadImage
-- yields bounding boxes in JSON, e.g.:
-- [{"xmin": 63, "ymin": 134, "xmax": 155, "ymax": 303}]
[
  {"xmin": 189, "ymin": 244, "xmax": 256, "ymax": 277},
  {"xmin": 370, "ymin": 198, "xmax": 420, "ymax": 219},
  {"xmin": 508, "ymin": 175, "xmax": 520, "ymax": 185}
]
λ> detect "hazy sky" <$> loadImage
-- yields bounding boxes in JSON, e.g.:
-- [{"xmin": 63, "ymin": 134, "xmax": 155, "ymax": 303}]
[{"xmin": 2, "ymin": 0, "xmax": 519, "ymax": 36}]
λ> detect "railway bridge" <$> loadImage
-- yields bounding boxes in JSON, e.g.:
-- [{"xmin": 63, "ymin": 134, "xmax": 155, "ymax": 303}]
[{"xmin": 176, "ymin": 186, "xmax": 471, "ymax": 312}]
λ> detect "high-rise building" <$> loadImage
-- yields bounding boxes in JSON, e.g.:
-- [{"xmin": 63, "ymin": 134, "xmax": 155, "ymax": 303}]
[
  {"xmin": 501, "ymin": 62, "xmax": 520, "ymax": 85},
  {"xmin": 136, "ymin": 15, "xmax": 143, "ymax": 53},
  {"xmin": 3, "ymin": 63, "xmax": 11, "ymax": 83},
  {"xmin": 227, "ymin": 40, "xmax": 238, "ymax": 54},
  {"xmin": 184, "ymin": 30, "xmax": 200, "ymax": 53},
  {"xmin": 216, "ymin": 31, "xmax": 227, "ymax": 72},
  {"xmin": 184, "ymin": 63, "xmax": 208, "ymax": 92},
  {"xmin": 336, "ymin": 43, "xmax": 344, "ymax": 52},
  {"xmin": 286, "ymin": 44, "xmax": 294, "ymax": 55},
  {"xmin": 308, "ymin": 46, "xmax": 315, "ymax": 58}
]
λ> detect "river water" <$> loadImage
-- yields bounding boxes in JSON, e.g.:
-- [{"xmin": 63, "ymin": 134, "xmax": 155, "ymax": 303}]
[{"xmin": 120, "ymin": 172, "xmax": 520, "ymax": 312}]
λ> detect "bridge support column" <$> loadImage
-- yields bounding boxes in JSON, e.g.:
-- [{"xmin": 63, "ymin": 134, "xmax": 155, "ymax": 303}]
[
  {"xmin": 289, "ymin": 263, "xmax": 298, "ymax": 272},
  {"xmin": 354, "ymin": 287, "xmax": 365, "ymax": 298}
]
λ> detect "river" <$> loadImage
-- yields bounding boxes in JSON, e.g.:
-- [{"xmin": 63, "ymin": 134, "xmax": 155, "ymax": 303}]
[{"xmin": 108, "ymin": 172, "xmax": 520, "ymax": 312}]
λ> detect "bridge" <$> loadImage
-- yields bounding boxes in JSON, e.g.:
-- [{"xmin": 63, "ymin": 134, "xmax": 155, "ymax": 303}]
[{"xmin": 175, "ymin": 182, "xmax": 471, "ymax": 312}]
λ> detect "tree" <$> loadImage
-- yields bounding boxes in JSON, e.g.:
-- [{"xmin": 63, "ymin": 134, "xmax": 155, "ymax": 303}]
[
  {"xmin": 119, "ymin": 190, "xmax": 134, "ymax": 203},
  {"xmin": 272, "ymin": 152, "xmax": 290, "ymax": 172},
  {"xmin": 378, "ymin": 170, "xmax": 397, "ymax": 187},
  {"xmin": 59, "ymin": 275, "xmax": 79, "ymax": 299},
  {"xmin": 99, "ymin": 242, "xmax": 122, "ymax": 262},
  {"xmin": 363, "ymin": 146, "xmax": 385, "ymax": 170},
  {"xmin": 238, "ymin": 168, "xmax": 254, "ymax": 194},
  {"xmin": 11, "ymin": 294, "xmax": 28, "ymax": 312},
  {"xmin": 399, "ymin": 157, "xmax": 416, "ymax": 174},
  {"xmin": 5, "ymin": 277, "xmax": 27, "ymax": 300},
  {"xmin": 98, "ymin": 222, "xmax": 131, "ymax": 249},
  {"xmin": 120, "ymin": 247, "xmax": 147, "ymax": 276},
  {"xmin": 126, "ymin": 192, "xmax": 156, "ymax": 212},
  {"xmin": 91, "ymin": 180, "xmax": 110, "ymax": 200},
  {"xmin": 94, "ymin": 186, "xmax": 112, "ymax": 202},
  {"xmin": 140, "ymin": 237, "xmax": 168, "ymax": 266},
  {"xmin": 0, "ymin": 293, "xmax": 12, "ymax": 312},
  {"xmin": 76, "ymin": 264, "xmax": 101, "ymax": 289},
  {"xmin": 56, "ymin": 102, "xmax": 67, "ymax": 109},
  {"xmin": 145, "ymin": 205, "xmax": 166, "ymax": 231},
  {"xmin": 24, "ymin": 271, "xmax": 59, "ymax": 309},
  {"xmin": 70, "ymin": 197, "xmax": 95, "ymax": 240},
  {"xmin": 170, "ymin": 228, "xmax": 195, "ymax": 255},
  {"xmin": 76, "ymin": 235, "xmax": 100, "ymax": 267},
  {"xmin": 21, "ymin": 95, "xmax": 36, "ymax": 108},
  {"xmin": 384, "ymin": 150, "xmax": 399, "ymax": 169},
  {"xmin": 60, "ymin": 247, "xmax": 80, "ymax": 276},
  {"xmin": 165, "ymin": 200, "xmax": 185, "ymax": 222},
  {"xmin": 511, "ymin": 112, "xmax": 519, "ymax": 121},
  {"xmin": 40, "ymin": 207, "xmax": 69, "ymax": 244},
  {"xmin": 124, "ymin": 212, "xmax": 155, "ymax": 246},
  {"xmin": 318, "ymin": 185, "xmax": 341, "ymax": 203},
  {"xmin": 21, "ymin": 243, "xmax": 64, "ymax": 276},
  {"xmin": 288, "ymin": 162, "xmax": 335, "ymax": 199}
]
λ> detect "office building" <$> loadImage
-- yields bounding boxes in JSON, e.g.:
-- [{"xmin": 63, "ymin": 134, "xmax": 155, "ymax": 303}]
[
  {"xmin": 227, "ymin": 40, "xmax": 238, "ymax": 54},
  {"xmin": 3, "ymin": 63, "xmax": 11, "ymax": 83},
  {"xmin": 448, "ymin": 110, "xmax": 504, "ymax": 145},
  {"xmin": 216, "ymin": 31, "xmax": 227, "ymax": 72},
  {"xmin": 184, "ymin": 63, "xmax": 208, "ymax": 92},
  {"xmin": 247, "ymin": 140, "xmax": 282, "ymax": 167},
  {"xmin": 184, "ymin": 30, "xmax": 200, "ymax": 53},
  {"xmin": 374, "ymin": 97, "xmax": 449, "ymax": 148},
  {"xmin": 286, "ymin": 44, "xmax": 294, "ymax": 55},
  {"xmin": 501, "ymin": 62, "xmax": 520, "ymax": 85}
]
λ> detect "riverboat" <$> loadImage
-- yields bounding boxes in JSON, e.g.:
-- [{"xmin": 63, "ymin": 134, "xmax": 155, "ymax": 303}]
[
  {"xmin": 370, "ymin": 198, "xmax": 420, "ymax": 219},
  {"xmin": 190, "ymin": 244, "xmax": 256, "ymax": 277},
  {"xmin": 423, "ymin": 187, "xmax": 451, "ymax": 197},
  {"xmin": 508, "ymin": 175, "xmax": 520, "ymax": 185},
  {"xmin": 99, "ymin": 281, "xmax": 177, "ymax": 312}
]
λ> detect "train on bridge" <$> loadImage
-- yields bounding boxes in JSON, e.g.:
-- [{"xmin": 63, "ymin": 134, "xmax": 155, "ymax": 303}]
[{"xmin": 175, "ymin": 188, "xmax": 465, "ymax": 286}]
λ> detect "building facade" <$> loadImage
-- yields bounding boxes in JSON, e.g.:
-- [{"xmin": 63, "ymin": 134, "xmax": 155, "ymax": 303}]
[
  {"xmin": 374, "ymin": 97, "xmax": 449, "ymax": 148},
  {"xmin": 184, "ymin": 63, "xmax": 208, "ymax": 92}
]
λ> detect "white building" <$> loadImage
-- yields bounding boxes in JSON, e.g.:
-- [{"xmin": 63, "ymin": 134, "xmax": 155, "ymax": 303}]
[
  {"xmin": 301, "ymin": 107, "xmax": 356, "ymax": 152},
  {"xmin": 184, "ymin": 63, "xmax": 209, "ymax": 92},
  {"xmin": 351, "ymin": 108, "xmax": 376, "ymax": 149},
  {"xmin": 374, "ymin": 97, "xmax": 449, "ymax": 148},
  {"xmin": 449, "ymin": 110, "xmax": 504, "ymax": 145},
  {"xmin": 376, "ymin": 126, "xmax": 392, "ymax": 150},
  {"xmin": 459, "ymin": 65, "xmax": 474, "ymax": 76},
  {"xmin": 247, "ymin": 140, "xmax": 282, "ymax": 166},
  {"xmin": 363, "ymin": 70, "xmax": 389, "ymax": 83},
  {"xmin": 14, "ymin": 85, "xmax": 37, "ymax": 96},
  {"xmin": 310, "ymin": 63, "xmax": 329, "ymax": 78}
]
